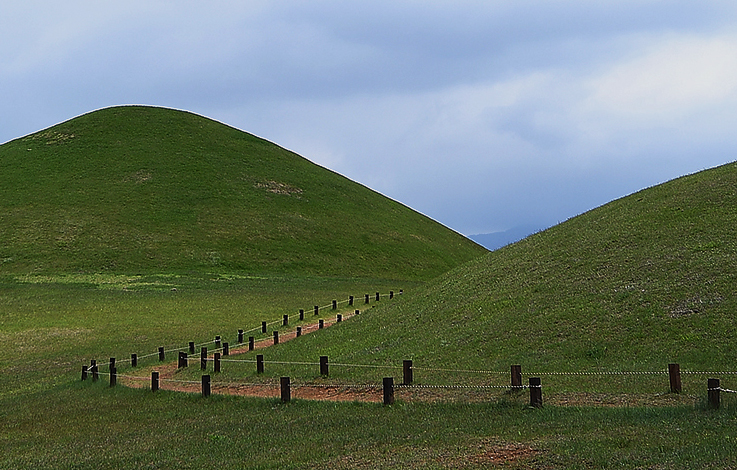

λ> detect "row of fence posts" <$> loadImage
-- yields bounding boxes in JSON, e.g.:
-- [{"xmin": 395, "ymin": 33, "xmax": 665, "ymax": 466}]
[
  {"xmin": 81, "ymin": 311, "xmax": 357, "ymax": 380},
  {"xmin": 81, "ymin": 359, "xmax": 726, "ymax": 408},
  {"xmin": 79, "ymin": 290, "xmax": 403, "ymax": 384}
]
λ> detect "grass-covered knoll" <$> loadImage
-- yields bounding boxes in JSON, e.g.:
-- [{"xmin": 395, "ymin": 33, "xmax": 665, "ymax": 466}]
[
  {"xmin": 254, "ymin": 161, "xmax": 737, "ymax": 388},
  {"xmin": 0, "ymin": 105, "xmax": 485, "ymax": 279}
]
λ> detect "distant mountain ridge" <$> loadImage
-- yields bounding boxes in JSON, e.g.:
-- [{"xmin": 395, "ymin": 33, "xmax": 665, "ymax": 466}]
[
  {"xmin": 468, "ymin": 224, "xmax": 544, "ymax": 251},
  {"xmin": 0, "ymin": 106, "xmax": 486, "ymax": 279}
]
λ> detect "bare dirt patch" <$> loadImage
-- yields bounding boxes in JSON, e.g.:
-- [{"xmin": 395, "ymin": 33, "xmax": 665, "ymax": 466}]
[
  {"xmin": 312, "ymin": 439, "xmax": 545, "ymax": 469},
  {"xmin": 255, "ymin": 180, "xmax": 303, "ymax": 196},
  {"xmin": 467, "ymin": 440, "xmax": 542, "ymax": 467},
  {"xmin": 123, "ymin": 169, "xmax": 153, "ymax": 184}
]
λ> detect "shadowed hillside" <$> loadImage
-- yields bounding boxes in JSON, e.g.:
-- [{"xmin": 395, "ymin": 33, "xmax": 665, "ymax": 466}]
[{"xmin": 0, "ymin": 106, "xmax": 486, "ymax": 279}]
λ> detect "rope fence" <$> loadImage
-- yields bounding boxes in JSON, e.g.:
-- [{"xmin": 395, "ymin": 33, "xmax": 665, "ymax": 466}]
[
  {"xmin": 84, "ymin": 353, "xmax": 737, "ymax": 409},
  {"xmin": 82, "ymin": 290, "xmax": 401, "ymax": 370},
  {"xmin": 79, "ymin": 288, "xmax": 735, "ymax": 408}
]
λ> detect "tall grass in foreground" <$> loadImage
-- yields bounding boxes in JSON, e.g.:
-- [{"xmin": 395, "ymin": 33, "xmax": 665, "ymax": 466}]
[
  {"xmin": 2, "ymin": 383, "xmax": 736, "ymax": 469},
  {"xmin": 2, "ymin": 275, "xmax": 737, "ymax": 468}
]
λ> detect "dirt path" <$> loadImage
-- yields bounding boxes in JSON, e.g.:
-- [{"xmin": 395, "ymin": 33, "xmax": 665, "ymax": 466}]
[{"xmin": 119, "ymin": 311, "xmax": 387, "ymax": 402}]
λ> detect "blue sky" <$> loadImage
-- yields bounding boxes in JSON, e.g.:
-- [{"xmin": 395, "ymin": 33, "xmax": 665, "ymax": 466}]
[{"xmin": 3, "ymin": 1, "xmax": 737, "ymax": 236}]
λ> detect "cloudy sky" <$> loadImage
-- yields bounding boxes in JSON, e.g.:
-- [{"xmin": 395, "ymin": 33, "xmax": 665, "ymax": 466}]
[{"xmin": 3, "ymin": 1, "xmax": 737, "ymax": 236}]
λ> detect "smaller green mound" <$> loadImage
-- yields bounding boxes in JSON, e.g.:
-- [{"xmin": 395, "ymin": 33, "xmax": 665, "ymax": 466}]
[
  {"xmin": 0, "ymin": 106, "xmax": 486, "ymax": 279},
  {"xmin": 264, "ymin": 161, "xmax": 737, "ymax": 376}
]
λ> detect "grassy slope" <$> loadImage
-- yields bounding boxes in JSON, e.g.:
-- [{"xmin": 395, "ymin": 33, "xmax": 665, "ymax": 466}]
[
  {"xmin": 259, "ymin": 161, "xmax": 737, "ymax": 384},
  {"xmin": 0, "ymin": 105, "xmax": 485, "ymax": 279}
]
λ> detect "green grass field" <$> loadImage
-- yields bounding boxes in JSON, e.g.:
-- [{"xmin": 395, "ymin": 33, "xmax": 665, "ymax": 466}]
[
  {"xmin": 2, "ymin": 274, "xmax": 737, "ymax": 469},
  {"xmin": 2, "ymin": 107, "xmax": 737, "ymax": 468}
]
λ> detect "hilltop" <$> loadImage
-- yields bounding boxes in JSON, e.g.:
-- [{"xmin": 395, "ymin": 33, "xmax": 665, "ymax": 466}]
[{"xmin": 0, "ymin": 106, "xmax": 486, "ymax": 279}]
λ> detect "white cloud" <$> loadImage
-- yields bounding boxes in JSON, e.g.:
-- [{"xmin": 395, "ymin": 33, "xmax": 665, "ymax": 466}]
[{"xmin": 583, "ymin": 34, "xmax": 737, "ymax": 122}]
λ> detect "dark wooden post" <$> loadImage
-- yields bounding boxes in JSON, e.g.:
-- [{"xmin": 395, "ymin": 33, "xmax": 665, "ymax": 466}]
[
  {"xmin": 383, "ymin": 377, "xmax": 395, "ymax": 405},
  {"xmin": 249, "ymin": 336, "xmax": 255, "ymax": 351},
  {"xmin": 390, "ymin": 291, "xmax": 394, "ymax": 299},
  {"xmin": 223, "ymin": 342, "xmax": 229, "ymax": 356},
  {"xmin": 668, "ymin": 363, "xmax": 682, "ymax": 393},
  {"xmin": 365, "ymin": 294, "xmax": 369, "ymax": 304},
  {"xmin": 281, "ymin": 376, "xmax": 291, "ymax": 403},
  {"xmin": 109, "ymin": 357, "xmax": 116, "ymax": 371},
  {"xmin": 151, "ymin": 371, "xmax": 159, "ymax": 392},
  {"xmin": 708, "ymin": 378, "xmax": 721, "ymax": 409},
  {"xmin": 299, "ymin": 309, "xmax": 304, "ymax": 320},
  {"xmin": 214, "ymin": 353, "xmax": 221, "ymax": 373},
  {"xmin": 91, "ymin": 360, "xmax": 98, "ymax": 382},
  {"xmin": 349, "ymin": 295, "xmax": 354, "ymax": 306},
  {"xmin": 511, "ymin": 365, "xmax": 522, "ymax": 389},
  {"xmin": 273, "ymin": 331, "xmax": 279, "ymax": 345},
  {"xmin": 403, "ymin": 360, "xmax": 413, "ymax": 385},
  {"xmin": 355, "ymin": 309, "xmax": 360, "ymax": 315},
  {"xmin": 399, "ymin": 289, "xmax": 403, "ymax": 295},
  {"xmin": 131, "ymin": 353, "xmax": 137, "ymax": 368},
  {"xmin": 215, "ymin": 336, "xmax": 221, "ymax": 349},
  {"xmin": 81, "ymin": 365, "xmax": 88, "ymax": 381},
  {"xmin": 296, "ymin": 327, "xmax": 302, "ymax": 338},
  {"xmin": 319, "ymin": 319, "xmax": 324, "ymax": 329},
  {"xmin": 320, "ymin": 356, "xmax": 329, "ymax": 376},
  {"xmin": 158, "ymin": 347, "xmax": 165, "ymax": 361},
  {"xmin": 283, "ymin": 314, "xmax": 289, "ymax": 326},
  {"xmin": 109, "ymin": 367, "xmax": 117, "ymax": 387},
  {"xmin": 257, "ymin": 354, "xmax": 264, "ymax": 374},
  {"xmin": 262, "ymin": 321, "xmax": 267, "ymax": 333},
  {"xmin": 376, "ymin": 292, "xmax": 380, "ymax": 301},
  {"xmin": 189, "ymin": 341, "xmax": 195, "ymax": 354},
  {"xmin": 202, "ymin": 375, "xmax": 211, "ymax": 397},
  {"xmin": 200, "ymin": 347, "xmax": 207, "ymax": 370},
  {"xmin": 337, "ymin": 314, "xmax": 342, "ymax": 323},
  {"xmin": 238, "ymin": 329, "xmax": 244, "ymax": 343},
  {"xmin": 529, "ymin": 377, "xmax": 542, "ymax": 408},
  {"xmin": 178, "ymin": 352, "xmax": 188, "ymax": 369},
  {"xmin": 332, "ymin": 300, "xmax": 337, "ymax": 310},
  {"xmin": 314, "ymin": 305, "xmax": 319, "ymax": 316}
]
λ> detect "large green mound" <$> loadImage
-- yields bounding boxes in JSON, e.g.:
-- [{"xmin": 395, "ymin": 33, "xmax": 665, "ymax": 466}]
[
  {"xmin": 272, "ymin": 161, "xmax": 737, "ymax": 373},
  {"xmin": 0, "ymin": 106, "xmax": 486, "ymax": 279}
]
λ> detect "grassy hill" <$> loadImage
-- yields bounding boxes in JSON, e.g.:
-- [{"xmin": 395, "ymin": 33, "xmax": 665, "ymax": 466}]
[
  {"xmin": 0, "ymin": 105, "xmax": 486, "ymax": 279},
  {"xmin": 261, "ymin": 160, "xmax": 737, "ymax": 377}
]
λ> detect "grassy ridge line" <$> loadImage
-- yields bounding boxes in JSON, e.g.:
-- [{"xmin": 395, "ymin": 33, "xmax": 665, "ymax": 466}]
[
  {"xmin": 249, "ymin": 161, "xmax": 737, "ymax": 384},
  {"xmin": 0, "ymin": 105, "xmax": 486, "ymax": 278}
]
